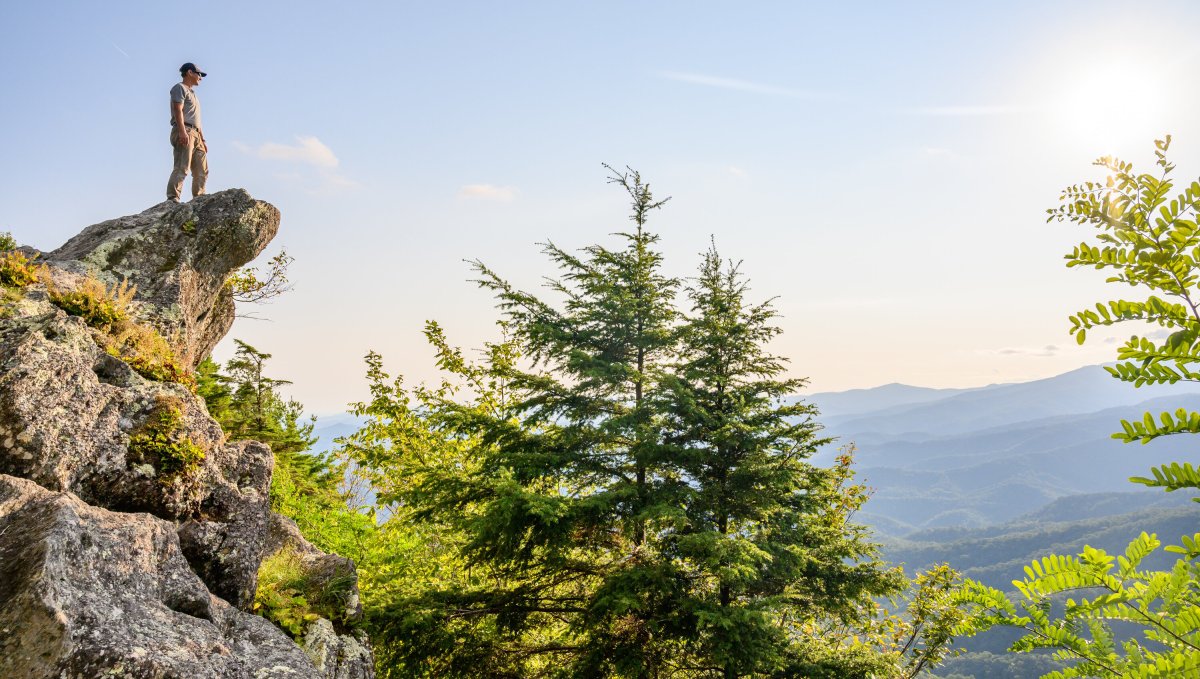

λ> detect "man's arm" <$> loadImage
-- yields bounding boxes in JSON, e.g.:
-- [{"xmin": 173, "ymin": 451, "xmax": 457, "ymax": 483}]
[{"xmin": 172, "ymin": 100, "xmax": 187, "ymax": 145}]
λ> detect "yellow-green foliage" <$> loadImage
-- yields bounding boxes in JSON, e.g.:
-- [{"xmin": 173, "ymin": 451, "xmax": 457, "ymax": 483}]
[
  {"xmin": 48, "ymin": 275, "xmax": 134, "ymax": 329},
  {"xmin": 0, "ymin": 250, "xmax": 44, "ymax": 288},
  {"xmin": 128, "ymin": 395, "xmax": 204, "ymax": 480},
  {"xmin": 255, "ymin": 547, "xmax": 321, "ymax": 637},
  {"xmin": 48, "ymin": 274, "xmax": 194, "ymax": 388},
  {"xmin": 0, "ymin": 232, "xmax": 16, "ymax": 251},
  {"xmin": 254, "ymin": 546, "xmax": 357, "ymax": 637},
  {"xmin": 0, "ymin": 287, "xmax": 22, "ymax": 318},
  {"xmin": 105, "ymin": 323, "xmax": 195, "ymax": 388}
]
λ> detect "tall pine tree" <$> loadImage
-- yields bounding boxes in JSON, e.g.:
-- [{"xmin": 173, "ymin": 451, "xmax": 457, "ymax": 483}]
[
  {"xmin": 662, "ymin": 246, "xmax": 903, "ymax": 677},
  {"xmin": 412, "ymin": 167, "xmax": 684, "ymax": 677}
]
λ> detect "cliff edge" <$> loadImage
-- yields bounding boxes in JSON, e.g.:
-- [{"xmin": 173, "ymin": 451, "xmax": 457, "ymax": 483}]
[{"xmin": 0, "ymin": 191, "xmax": 374, "ymax": 679}]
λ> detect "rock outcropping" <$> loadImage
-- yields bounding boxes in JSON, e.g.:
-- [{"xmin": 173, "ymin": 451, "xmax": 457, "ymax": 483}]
[
  {"xmin": 0, "ymin": 192, "xmax": 374, "ymax": 678},
  {"xmin": 45, "ymin": 189, "xmax": 277, "ymax": 369}
]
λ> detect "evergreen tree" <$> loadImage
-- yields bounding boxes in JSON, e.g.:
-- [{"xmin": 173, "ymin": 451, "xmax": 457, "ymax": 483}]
[
  {"xmin": 338, "ymin": 323, "xmax": 529, "ymax": 678},
  {"xmin": 377, "ymin": 169, "xmax": 925, "ymax": 677},
  {"xmin": 661, "ymin": 246, "xmax": 904, "ymax": 677},
  {"xmin": 427, "ymin": 166, "xmax": 684, "ymax": 677},
  {"xmin": 196, "ymin": 340, "xmax": 344, "ymax": 542}
]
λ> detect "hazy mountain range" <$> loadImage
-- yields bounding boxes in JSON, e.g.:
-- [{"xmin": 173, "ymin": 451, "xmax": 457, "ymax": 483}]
[
  {"xmin": 806, "ymin": 365, "xmax": 1200, "ymax": 536},
  {"xmin": 310, "ymin": 364, "xmax": 1199, "ymax": 678},
  {"xmin": 312, "ymin": 363, "xmax": 1197, "ymax": 536},
  {"xmin": 809, "ymin": 365, "xmax": 1200, "ymax": 678}
]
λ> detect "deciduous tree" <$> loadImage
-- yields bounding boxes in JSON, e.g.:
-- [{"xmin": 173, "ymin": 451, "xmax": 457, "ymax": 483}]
[{"xmin": 956, "ymin": 138, "xmax": 1200, "ymax": 678}]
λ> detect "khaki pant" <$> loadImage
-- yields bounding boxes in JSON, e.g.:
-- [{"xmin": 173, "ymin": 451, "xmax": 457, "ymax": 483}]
[{"xmin": 167, "ymin": 126, "xmax": 208, "ymax": 200}]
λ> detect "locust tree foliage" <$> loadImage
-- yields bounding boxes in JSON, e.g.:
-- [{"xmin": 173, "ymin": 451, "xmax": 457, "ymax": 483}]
[{"xmin": 954, "ymin": 138, "xmax": 1200, "ymax": 678}]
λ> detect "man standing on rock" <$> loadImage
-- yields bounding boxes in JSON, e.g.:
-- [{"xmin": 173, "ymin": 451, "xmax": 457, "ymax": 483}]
[{"xmin": 167, "ymin": 62, "xmax": 208, "ymax": 203}]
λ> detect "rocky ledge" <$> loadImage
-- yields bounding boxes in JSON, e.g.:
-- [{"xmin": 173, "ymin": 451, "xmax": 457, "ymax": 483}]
[{"xmin": 0, "ymin": 192, "xmax": 374, "ymax": 678}]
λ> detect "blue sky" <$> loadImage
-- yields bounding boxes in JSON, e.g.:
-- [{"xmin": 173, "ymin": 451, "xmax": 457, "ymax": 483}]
[{"xmin": 4, "ymin": 1, "xmax": 1200, "ymax": 413}]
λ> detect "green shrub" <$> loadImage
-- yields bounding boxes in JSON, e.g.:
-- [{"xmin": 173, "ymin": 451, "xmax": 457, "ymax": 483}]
[
  {"xmin": 105, "ymin": 323, "xmax": 195, "ymax": 388},
  {"xmin": 0, "ymin": 232, "xmax": 16, "ymax": 251},
  {"xmin": 128, "ymin": 396, "xmax": 205, "ymax": 480},
  {"xmin": 255, "ymin": 547, "xmax": 321, "ymax": 637}
]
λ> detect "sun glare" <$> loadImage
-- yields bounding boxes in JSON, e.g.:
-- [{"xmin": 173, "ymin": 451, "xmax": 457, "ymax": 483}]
[{"xmin": 1051, "ymin": 54, "xmax": 1173, "ymax": 153}]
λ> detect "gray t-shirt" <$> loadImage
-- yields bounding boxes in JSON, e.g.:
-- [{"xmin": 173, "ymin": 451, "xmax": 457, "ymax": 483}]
[{"xmin": 170, "ymin": 83, "xmax": 202, "ymax": 129}]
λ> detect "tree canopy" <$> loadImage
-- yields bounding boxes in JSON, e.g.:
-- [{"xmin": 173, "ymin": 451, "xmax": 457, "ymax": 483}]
[{"xmin": 340, "ymin": 167, "xmax": 962, "ymax": 678}]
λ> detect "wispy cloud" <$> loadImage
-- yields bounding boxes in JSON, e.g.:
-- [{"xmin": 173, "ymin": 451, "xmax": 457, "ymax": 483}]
[
  {"xmin": 235, "ymin": 136, "xmax": 356, "ymax": 192},
  {"xmin": 237, "ymin": 136, "xmax": 340, "ymax": 168},
  {"xmin": 457, "ymin": 184, "xmax": 517, "ymax": 202},
  {"xmin": 656, "ymin": 71, "xmax": 833, "ymax": 100},
  {"xmin": 110, "ymin": 41, "xmax": 129, "ymax": 59},
  {"xmin": 986, "ymin": 344, "xmax": 1060, "ymax": 357},
  {"xmin": 902, "ymin": 105, "xmax": 1032, "ymax": 117},
  {"xmin": 922, "ymin": 147, "xmax": 957, "ymax": 159}
]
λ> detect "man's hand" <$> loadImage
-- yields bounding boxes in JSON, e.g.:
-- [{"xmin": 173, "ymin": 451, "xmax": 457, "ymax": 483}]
[{"xmin": 176, "ymin": 128, "xmax": 189, "ymax": 146}]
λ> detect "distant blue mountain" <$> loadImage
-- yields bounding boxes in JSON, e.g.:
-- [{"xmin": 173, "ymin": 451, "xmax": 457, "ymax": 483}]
[
  {"xmin": 811, "ymin": 365, "xmax": 1200, "ymax": 679},
  {"xmin": 803, "ymin": 365, "xmax": 1200, "ymax": 535},
  {"xmin": 310, "ymin": 412, "xmax": 367, "ymax": 455},
  {"xmin": 817, "ymin": 364, "xmax": 1200, "ymax": 444},
  {"xmin": 805, "ymin": 383, "xmax": 987, "ymax": 420}
]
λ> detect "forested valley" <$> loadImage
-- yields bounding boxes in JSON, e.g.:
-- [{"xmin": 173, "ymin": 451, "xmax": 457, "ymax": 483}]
[{"xmin": 189, "ymin": 145, "xmax": 1199, "ymax": 678}]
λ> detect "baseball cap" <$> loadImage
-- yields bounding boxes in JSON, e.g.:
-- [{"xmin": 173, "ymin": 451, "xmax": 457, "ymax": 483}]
[{"xmin": 180, "ymin": 63, "xmax": 207, "ymax": 77}]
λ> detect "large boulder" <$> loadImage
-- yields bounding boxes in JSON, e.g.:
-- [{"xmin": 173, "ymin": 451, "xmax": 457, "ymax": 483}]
[
  {"xmin": 302, "ymin": 620, "xmax": 375, "ymax": 679},
  {"xmin": 0, "ymin": 292, "xmax": 272, "ymax": 608},
  {"xmin": 0, "ymin": 192, "xmax": 374, "ymax": 677},
  {"xmin": 44, "ymin": 190, "xmax": 279, "ymax": 369},
  {"xmin": 0, "ymin": 474, "xmax": 321, "ymax": 679}
]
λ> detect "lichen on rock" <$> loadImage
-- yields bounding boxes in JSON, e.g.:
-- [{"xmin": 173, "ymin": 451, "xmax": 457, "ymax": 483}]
[
  {"xmin": 45, "ymin": 190, "xmax": 280, "ymax": 369},
  {"xmin": 0, "ymin": 191, "xmax": 374, "ymax": 678},
  {"xmin": 0, "ymin": 474, "xmax": 320, "ymax": 678}
]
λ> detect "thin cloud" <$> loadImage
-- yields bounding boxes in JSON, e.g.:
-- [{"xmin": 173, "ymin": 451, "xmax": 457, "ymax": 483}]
[
  {"xmin": 990, "ymin": 344, "xmax": 1060, "ymax": 357},
  {"xmin": 110, "ymin": 42, "xmax": 129, "ymax": 59},
  {"xmin": 902, "ymin": 105, "xmax": 1032, "ymax": 116},
  {"xmin": 922, "ymin": 147, "xmax": 957, "ymax": 158},
  {"xmin": 458, "ymin": 184, "xmax": 517, "ymax": 201},
  {"xmin": 236, "ymin": 136, "xmax": 340, "ymax": 168},
  {"xmin": 235, "ymin": 136, "xmax": 356, "ymax": 192},
  {"xmin": 728, "ymin": 166, "xmax": 748, "ymax": 178},
  {"xmin": 656, "ymin": 71, "xmax": 833, "ymax": 100}
]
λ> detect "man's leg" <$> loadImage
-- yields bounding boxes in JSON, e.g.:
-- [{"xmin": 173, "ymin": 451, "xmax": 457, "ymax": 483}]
[
  {"xmin": 190, "ymin": 130, "xmax": 208, "ymax": 198},
  {"xmin": 167, "ymin": 129, "xmax": 193, "ymax": 201}
]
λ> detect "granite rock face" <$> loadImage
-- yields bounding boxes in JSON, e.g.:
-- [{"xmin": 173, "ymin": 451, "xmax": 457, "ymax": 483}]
[
  {"xmin": 0, "ymin": 285, "xmax": 273, "ymax": 609},
  {"xmin": 302, "ymin": 620, "xmax": 376, "ymax": 679},
  {"xmin": 45, "ymin": 190, "xmax": 280, "ymax": 369},
  {"xmin": 0, "ymin": 192, "xmax": 373, "ymax": 678},
  {"xmin": 0, "ymin": 474, "xmax": 321, "ymax": 679}
]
